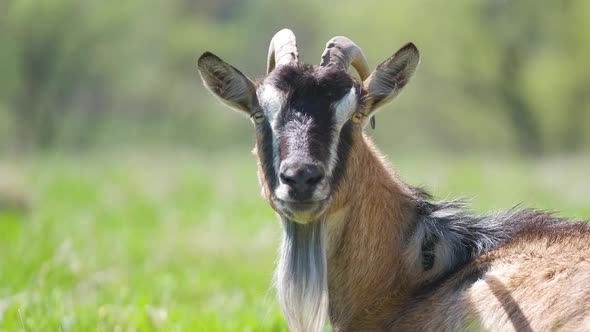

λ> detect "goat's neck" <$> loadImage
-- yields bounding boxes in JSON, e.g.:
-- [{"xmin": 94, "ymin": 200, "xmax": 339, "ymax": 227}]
[{"xmin": 325, "ymin": 133, "xmax": 419, "ymax": 329}]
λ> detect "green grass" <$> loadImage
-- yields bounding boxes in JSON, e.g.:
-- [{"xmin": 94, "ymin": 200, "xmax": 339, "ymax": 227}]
[{"xmin": 0, "ymin": 151, "xmax": 589, "ymax": 331}]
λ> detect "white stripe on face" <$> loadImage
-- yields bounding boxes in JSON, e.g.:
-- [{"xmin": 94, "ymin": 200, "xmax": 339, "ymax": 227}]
[
  {"xmin": 333, "ymin": 87, "xmax": 358, "ymax": 127},
  {"xmin": 258, "ymin": 84, "xmax": 285, "ymax": 124},
  {"xmin": 258, "ymin": 84, "xmax": 286, "ymax": 177},
  {"xmin": 327, "ymin": 87, "xmax": 357, "ymax": 176}
]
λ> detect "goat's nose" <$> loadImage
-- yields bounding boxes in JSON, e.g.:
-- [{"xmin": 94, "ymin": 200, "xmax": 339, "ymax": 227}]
[{"xmin": 279, "ymin": 161, "xmax": 325, "ymax": 193}]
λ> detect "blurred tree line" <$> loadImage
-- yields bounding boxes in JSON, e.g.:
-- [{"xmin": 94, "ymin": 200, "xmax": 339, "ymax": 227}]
[{"xmin": 0, "ymin": 0, "xmax": 588, "ymax": 155}]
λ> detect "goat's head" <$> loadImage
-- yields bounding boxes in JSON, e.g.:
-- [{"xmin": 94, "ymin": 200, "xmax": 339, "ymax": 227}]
[{"xmin": 198, "ymin": 29, "xmax": 420, "ymax": 224}]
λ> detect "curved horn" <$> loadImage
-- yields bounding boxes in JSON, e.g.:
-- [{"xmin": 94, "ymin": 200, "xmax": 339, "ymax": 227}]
[
  {"xmin": 320, "ymin": 36, "xmax": 370, "ymax": 80},
  {"xmin": 267, "ymin": 29, "xmax": 299, "ymax": 74}
]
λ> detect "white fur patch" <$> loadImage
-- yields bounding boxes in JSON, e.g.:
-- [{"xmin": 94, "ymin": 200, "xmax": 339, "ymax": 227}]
[
  {"xmin": 333, "ymin": 87, "xmax": 358, "ymax": 126},
  {"xmin": 258, "ymin": 84, "xmax": 286, "ymax": 175},
  {"xmin": 276, "ymin": 219, "xmax": 328, "ymax": 332},
  {"xmin": 326, "ymin": 87, "xmax": 357, "ymax": 176},
  {"xmin": 258, "ymin": 84, "xmax": 285, "ymax": 120}
]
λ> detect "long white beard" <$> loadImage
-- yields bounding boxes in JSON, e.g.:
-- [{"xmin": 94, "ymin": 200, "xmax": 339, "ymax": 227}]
[{"xmin": 275, "ymin": 218, "xmax": 329, "ymax": 332}]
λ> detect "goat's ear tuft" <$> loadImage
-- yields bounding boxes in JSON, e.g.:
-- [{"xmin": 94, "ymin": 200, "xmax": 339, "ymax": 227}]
[
  {"xmin": 363, "ymin": 43, "xmax": 420, "ymax": 113},
  {"xmin": 198, "ymin": 52, "xmax": 257, "ymax": 114}
]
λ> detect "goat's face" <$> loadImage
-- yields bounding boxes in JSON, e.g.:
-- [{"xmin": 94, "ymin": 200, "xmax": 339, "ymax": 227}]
[
  {"xmin": 198, "ymin": 30, "xmax": 419, "ymax": 223},
  {"xmin": 251, "ymin": 66, "xmax": 361, "ymax": 222}
]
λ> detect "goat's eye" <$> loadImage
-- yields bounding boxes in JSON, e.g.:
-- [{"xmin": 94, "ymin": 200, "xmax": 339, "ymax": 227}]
[
  {"xmin": 251, "ymin": 112, "xmax": 265, "ymax": 124},
  {"xmin": 351, "ymin": 112, "xmax": 364, "ymax": 124}
]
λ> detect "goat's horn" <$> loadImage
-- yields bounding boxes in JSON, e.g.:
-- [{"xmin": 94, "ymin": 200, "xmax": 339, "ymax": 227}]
[
  {"xmin": 267, "ymin": 29, "xmax": 299, "ymax": 74},
  {"xmin": 320, "ymin": 36, "xmax": 370, "ymax": 81}
]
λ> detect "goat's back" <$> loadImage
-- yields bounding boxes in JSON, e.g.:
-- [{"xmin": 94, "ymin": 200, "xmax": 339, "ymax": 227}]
[{"xmin": 398, "ymin": 222, "xmax": 590, "ymax": 332}]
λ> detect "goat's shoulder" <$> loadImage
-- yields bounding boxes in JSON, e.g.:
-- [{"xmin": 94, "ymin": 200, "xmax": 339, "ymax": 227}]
[
  {"xmin": 394, "ymin": 209, "xmax": 590, "ymax": 331},
  {"xmin": 408, "ymin": 187, "xmax": 589, "ymax": 279}
]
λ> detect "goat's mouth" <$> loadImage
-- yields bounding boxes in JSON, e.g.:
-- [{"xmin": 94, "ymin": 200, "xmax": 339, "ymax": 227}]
[{"xmin": 273, "ymin": 197, "xmax": 330, "ymax": 223}]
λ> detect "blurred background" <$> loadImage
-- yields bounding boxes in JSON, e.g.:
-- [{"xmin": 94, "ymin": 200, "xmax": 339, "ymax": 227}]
[{"xmin": 0, "ymin": 0, "xmax": 588, "ymax": 330}]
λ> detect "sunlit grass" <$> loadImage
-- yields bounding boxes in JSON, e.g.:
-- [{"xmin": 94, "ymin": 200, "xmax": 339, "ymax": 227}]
[{"xmin": 0, "ymin": 151, "xmax": 588, "ymax": 331}]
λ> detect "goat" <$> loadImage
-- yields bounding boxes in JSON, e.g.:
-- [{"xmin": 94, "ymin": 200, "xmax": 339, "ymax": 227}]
[{"xmin": 197, "ymin": 29, "xmax": 590, "ymax": 332}]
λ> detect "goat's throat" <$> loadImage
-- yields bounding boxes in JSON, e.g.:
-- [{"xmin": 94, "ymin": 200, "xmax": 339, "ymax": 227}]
[{"xmin": 276, "ymin": 218, "xmax": 329, "ymax": 332}]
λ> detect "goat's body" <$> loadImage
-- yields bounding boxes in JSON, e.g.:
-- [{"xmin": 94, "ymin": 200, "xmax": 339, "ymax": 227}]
[
  {"xmin": 393, "ymin": 221, "xmax": 590, "ymax": 332},
  {"xmin": 324, "ymin": 132, "xmax": 590, "ymax": 331},
  {"xmin": 432, "ymin": 233, "xmax": 587, "ymax": 331},
  {"xmin": 198, "ymin": 32, "xmax": 590, "ymax": 331}
]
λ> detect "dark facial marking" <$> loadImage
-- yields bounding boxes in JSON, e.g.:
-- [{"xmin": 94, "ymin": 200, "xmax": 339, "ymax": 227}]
[
  {"xmin": 329, "ymin": 122, "xmax": 354, "ymax": 192},
  {"xmin": 269, "ymin": 65, "xmax": 356, "ymax": 163},
  {"xmin": 257, "ymin": 119, "xmax": 278, "ymax": 191}
]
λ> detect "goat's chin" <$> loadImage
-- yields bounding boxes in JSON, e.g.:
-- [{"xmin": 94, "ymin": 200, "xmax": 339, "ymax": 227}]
[
  {"xmin": 272, "ymin": 198, "xmax": 329, "ymax": 224},
  {"xmin": 285, "ymin": 210, "xmax": 320, "ymax": 224}
]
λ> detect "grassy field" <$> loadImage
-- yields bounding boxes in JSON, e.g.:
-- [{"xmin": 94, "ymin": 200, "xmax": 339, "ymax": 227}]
[{"xmin": 0, "ymin": 150, "xmax": 589, "ymax": 331}]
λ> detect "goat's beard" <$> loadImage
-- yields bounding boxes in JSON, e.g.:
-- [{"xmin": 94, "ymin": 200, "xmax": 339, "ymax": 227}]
[{"xmin": 275, "ymin": 217, "xmax": 328, "ymax": 332}]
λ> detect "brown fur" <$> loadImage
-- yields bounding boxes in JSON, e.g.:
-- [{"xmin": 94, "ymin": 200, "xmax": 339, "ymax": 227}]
[{"xmin": 257, "ymin": 131, "xmax": 590, "ymax": 331}]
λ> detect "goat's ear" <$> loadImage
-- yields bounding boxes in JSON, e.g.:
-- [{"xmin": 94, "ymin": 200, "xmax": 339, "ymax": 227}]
[
  {"xmin": 198, "ymin": 52, "xmax": 257, "ymax": 114},
  {"xmin": 363, "ymin": 43, "xmax": 419, "ymax": 113}
]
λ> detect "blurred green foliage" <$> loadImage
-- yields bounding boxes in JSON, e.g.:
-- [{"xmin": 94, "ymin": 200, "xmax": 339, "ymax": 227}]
[
  {"xmin": 0, "ymin": 0, "xmax": 590, "ymax": 331},
  {"xmin": 0, "ymin": 2, "xmax": 589, "ymax": 330},
  {"xmin": 0, "ymin": 0, "xmax": 588, "ymax": 155}
]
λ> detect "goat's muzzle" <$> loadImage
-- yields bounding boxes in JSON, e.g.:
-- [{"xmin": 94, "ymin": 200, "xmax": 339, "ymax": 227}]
[{"xmin": 273, "ymin": 160, "xmax": 330, "ymax": 223}]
